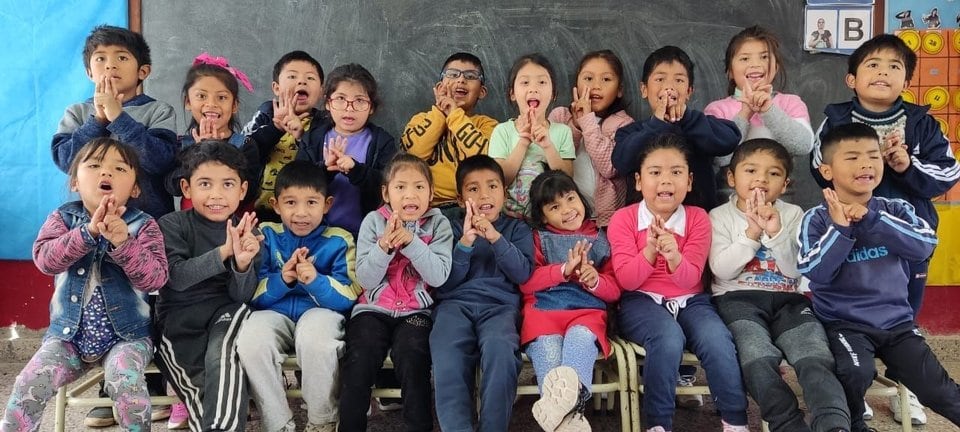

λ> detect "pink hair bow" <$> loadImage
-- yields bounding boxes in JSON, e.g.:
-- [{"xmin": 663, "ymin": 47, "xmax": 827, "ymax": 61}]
[{"xmin": 193, "ymin": 52, "xmax": 254, "ymax": 93}]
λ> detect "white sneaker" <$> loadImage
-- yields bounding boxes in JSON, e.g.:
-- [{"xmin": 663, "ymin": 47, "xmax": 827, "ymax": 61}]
[
  {"xmin": 890, "ymin": 390, "xmax": 927, "ymax": 425},
  {"xmin": 721, "ymin": 420, "xmax": 749, "ymax": 432},
  {"xmin": 646, "ymin": 426, "xmax": 668, "ymax": 432},
  {"xmin": 676, "ymin": 375, "xmax": 704, "ymax": 408},
  {"xmin": 862, "ymin": 398, "xmax": 873, "ymax": 420}
]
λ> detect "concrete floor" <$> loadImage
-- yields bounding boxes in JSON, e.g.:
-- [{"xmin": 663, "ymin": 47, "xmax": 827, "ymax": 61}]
[{"xmin": 1, "ymin": 327, "xmax": 959, "ymax": 431}]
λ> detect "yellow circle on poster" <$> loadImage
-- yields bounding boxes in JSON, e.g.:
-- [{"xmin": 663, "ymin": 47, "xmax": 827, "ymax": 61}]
[
  {"xmin": 924, "ymin": 87, "xmax": 949, "ymax": 111},
  {"xmin": 954, "ymin": 31, "xmax": 960, "ymax": 54},
  {"xmin": 922, "ymin": 32, "xmax": 944, "ymax": 55},
  {"xmin": 898, "ymin": 30, "xmax": 921, "ymax": 51},
  {"xmin": 902, "ymin": 89, "xmax": 917, "ymax": 104},
  {"xmin": 934, "ymin": 117, "xmax": 948, "ymax": 135},
  {"xmin": 954, "ymin": 89, "xmax": 960, "ymax": 111}
]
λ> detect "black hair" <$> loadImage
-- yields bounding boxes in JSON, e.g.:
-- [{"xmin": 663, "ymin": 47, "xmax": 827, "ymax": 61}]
[
  {"xmin": 641, "ymin": 46, "xmax": 695, "ymax": 88},
  {"xmin": 819, "ymin": 123, "xmax": 880, "ymax": 164},
  {"xmin": 442, "ymin": 52, "xmax": 485, "ymax": 84},
  {"xmin": 181, "ymin": 63, "xmax": 241, "ymax": 133},
  {"xmin": 455, "ymin": 154, "xmax": 505, "ymax": 194},
  {"xmin": 272, "ymin": 50, "xmax": 324, "ymax": 83},
  {"xmin": 634, "ymin": 132, "xmax": 691, "ymax": 171},
  {"xmin": 727, "ymin": 138, "xmax": 793, "ymax": 177},
  {"xmin": 383, "ymin": 152, "xmax": 433, "ymax": 188},
  {"xmin": 576, "ymin": 50, "xmax": 628, "ymax": 119},
  {"xmin": 67, "ymin": 137, "xmax": 142, "ymax": 188},
  {"xmin": 507, "ymin": 53, "xmax": 558, "ymax": 104},
  {"xmin": 323, "ymin": 63, "xmax": 381, "ymax": 113},
  {"xmin": 723, "ymin": 25, "xmax": 786, "ymax": 94},
  {"xmin": 848, "ymin": 34, "xmax": 917, "ymax": 81},
  {"xmin": 82, "ymin": 25, "xmax": 151, "ymax": 70},
  {"xmin": 274, "ymin": 160, "xmax": 328, "ymax": 197},
  {"xmin": 176, "ymin": 139, "xmax": 249, "ymax": 183},
  {"xmin": 528, "ymin": 170, "xmax": 593, "ymax": 229}
]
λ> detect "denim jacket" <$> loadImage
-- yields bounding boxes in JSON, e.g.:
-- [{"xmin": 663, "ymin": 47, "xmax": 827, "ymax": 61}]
[{"xmin": 35, "ymin": 201, "xmax": 168, "ymax": 342}]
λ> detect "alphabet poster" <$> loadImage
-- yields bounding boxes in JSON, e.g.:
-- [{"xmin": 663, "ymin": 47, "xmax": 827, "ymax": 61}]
[{"xmin": 804, "ymin": 0, "xmax": 874, "ymax": 54}]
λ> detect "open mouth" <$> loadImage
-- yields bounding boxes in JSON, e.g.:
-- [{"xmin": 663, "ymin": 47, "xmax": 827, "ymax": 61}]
[
  {"xmin": 855, "ymin": 174, "xmax": 875, "ymax": 182},
  {"xmin": 341, "ymin": 115, "xmax": 356, "ymax": 123},
  {"xmin": 295, "ymin": 89, "xmax": 309, "ymax": 101},
  {"xmin": 98, "ymin": 181, "xmax": 113, "ymax": 192},
  {"xmin": 453, "ymin": 87, "xmax": 469, "ymax": 97},
  {"xmin": 478, "ymin": 203, "xmax": 494, "ymax": 212},
  {"xmin": 203, "ymin": 111, "xmax": 221, "ymax": 120},
  {"xmin": 561, "ymin": 212, "xmax": 580, "ymax": 224},
  {"xmin": 656, "ymin": 191, "xmax": 674, "ymax": 200},
  {"xmin": 403, "ymin": 204, "xmax": 419, "ymax": 213},
  {"xmin": 869, "ymin": 81, "xmax": 891, "ymax": 88},
  {"xmin": 746, "ymin": 72, "xmax": 765, "ymax": 82},
  {"xmin": 527, "ymin": 98, "xmax": 540, "ymax": 109}
]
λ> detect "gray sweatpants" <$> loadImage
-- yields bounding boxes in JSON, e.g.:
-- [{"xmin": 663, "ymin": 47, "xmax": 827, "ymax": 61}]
[
  {"xmin": 715, "ymin": 291, "xmax": 850, "ymax": 432},
  {"xmin": 236, "ymin": 308, "xmax": 345, "ymax": 431}
]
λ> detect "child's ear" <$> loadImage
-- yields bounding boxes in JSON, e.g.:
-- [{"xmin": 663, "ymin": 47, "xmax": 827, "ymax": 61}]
[
  {"xmin": 781, "ymin": 177, "xmax": 791, "ymax": 193},
  {"xmin": 634, "ymin": 172, "xmax": 642, "ymax": 191},
  {"xmin": 271, "ymin": 81, "xmax": 281, "ymax": 97},
  {"xmin": 617, "ymin": 84, "xmax": 624, "ymax": 99},
  {"xmin": 844, "ymin": 73, "xmax": 857, "ymax": 90},
  {"xmin": 726, "ymin": 168, "xmax": 736, "ymax": 188},
  {"xmin": 232, "ymin": 99, "xmax": 239, "ymax": 114},
  {"xmin": 687, "ymin": 173, "xmax": 693, "ymax": 191},
  {"xmin": 239, "ymin": 181, "xmax": 249, "ymax": 200},
  {"xmin": 130, "ymin": 184, "xmax": 141, "ymax": 199},
  {"xmin": 478, "ymin": 84, "xmax": 488, "ymax": 101},
  {"xmin": 509, "ymin": 88, "xmax": 516, "ymax": 102},
  {"xmin": 323, "ymin": 196, "xmax": 334, "ymax": 215},
  {"xmin": 86, "ymin": 68, "xmax": 94, "ymax": 81},
  {"xmin": 457, "ymin": 194, "xmax": 466, "ymax": 208},
  {"xmin": 138, "ymin": 64, "xmax": 151, "ymax": 81},
  {"xmin": 639, "ymin": 82, "xmax": 648, "ymax": 99},
  {"xmin": 269, "ymin": 196, "xmax": 279, "ymax": 213},
  {"xmin": 818, "ymin": 164, "xmax": 834, "ymax": 181},
  {"xmin": 686, "ymin": 85, "xmax": 695, "ymax": 97},
  {"xmin": 179, "ymin": 178, "xmax": 191, "ymax": 199},
  {"xmin": 381, "ymin": 185, "xmax": 390, "ymax": 204}
]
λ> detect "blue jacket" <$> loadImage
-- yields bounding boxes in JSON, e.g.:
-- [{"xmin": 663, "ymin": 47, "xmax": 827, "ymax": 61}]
[
  {"xmin": 252, "ymin": 222, "xmax": 362, "ymax": 319},
  {"xmin": 810, "ymin": 98, "xmax": 960, "ymax": 229},
  {"xmin": 36, "ymin": 202, "xmax": 168, "ymax": 342},
  {"xmin": 797, "ymin": 197, "xmax": 938, "ymax": 330},
  {"xmin": 613, "ymin": 109, "xmax": 740, "ymax": 210}
]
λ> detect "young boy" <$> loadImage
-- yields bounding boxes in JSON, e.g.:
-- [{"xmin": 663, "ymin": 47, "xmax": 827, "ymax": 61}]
[
  {"xmin": 156, "ymin": 140, "xmax": 261, "ymax": 432},
  {"xmin": 241, "ymin": 50, "xmax": 325, "ymax": 221},
  {"xmin": 809, "ymin": 34, "xmax": 960, "ymax": 423},
  {"xmin": 401, "ymin": 52, "xmax": 498, "ymax": 208},
  {"xmin": 430, "ymin": 155, "xmax": 534, "ymax": 432},
  {"xmin": 711, "ymin": 139, "xmax": 850, "ymax": 432},
  {"xmin": 613, "ymin": 45, "xmax": 740, "ymax": 212},
  {"xmin": 799, "ymin": 123, "xmax": 960, "ymax": 432},
  {"xmin": 52, "ymin": 25, "xmax": 178, "ymax": 219},
  {"xmin": 236, "ymin": 160, "xmax": 361, "ymax": 432}
]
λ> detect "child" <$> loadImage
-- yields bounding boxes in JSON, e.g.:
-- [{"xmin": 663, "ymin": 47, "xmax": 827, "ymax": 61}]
[
  {"xmin": 52, "ymin": 25, "xmax": 178, "ymax": 219},
  {"xmin": 608, "ymin": 133, "xmax": 749, "ymax": 432},
  {"xmin": 296, "ymin": 63, "xmax": 398, "ymax": 236},
  {"xmin": 241, "ymin": 50, "xmax": 325, "ymax": 221},
  {"xmin": 430, "ymin": 155, "xmax": 534, "ymax": 432},
  {"xmin": 809, "ymin": 34, "xmax": 960, "ymax": 423},
  {"xmin": 338, "ymin": 153, "xmax": 453, "ymax": 432},
  {"xmin": 155, "ymin": 140, "xmax": 261, "ymax": 432},
  {"xmin": 402, "ymin": 52, "xmax": 497, "ymax": 208},
  {"xmin": 181, "ymin": 53, "xmax": 254, "ymax": 148},
  {"xmin": 705, "ymin": 26, "xmax": 814, "ymax": 196},
  {"xmin": 521, "ymin": 170, "xmax": 621, "ymax": 432},
  {"xmin": 710, "ymin": 139, "xmax": 850, "ymax": 432},
  {"xmin": 489, "ymin": 53, "xmax": 575, "ymax": 219},
  {"xmin": 0, "ymin": 138, "xmax": 168, "ymax": 431},
  {"xmin": 549, "ymin": 50, "xmax": 635, "ymax": 226},
  {"xmin": 236, "ymin": 160, "xmax": 361, "ymax": 432},
  {"xmin": 799, "ymin": 123, "xmax": 960, "ymax": 432},
  {"xmin": 613, "ymin": 45, "xmax": 740, "ymax": 211}
]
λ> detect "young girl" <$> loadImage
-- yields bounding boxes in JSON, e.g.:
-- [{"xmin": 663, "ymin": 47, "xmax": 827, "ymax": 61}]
[
  {"xmin": 607, "ymin": 134, "xmax": 748, "ymax": 432},
  {"xmin": 548, "ymin": 50, "xmax": 634, "ymax": 227},
  {"xmin": 296, "ymin": 63, "xmax": 398, "ymax": 237},
  {"xmin": 181, "ymin": 53, "xmax": 254, "ymax": 148},
  {"xmin": 521, "ymin": 170, "xmax": 620, "ymax": 432},
  {"xmin": 489, "ymin": 53, "xmax": 576, "ymax": 220},
  {"xmin": 0, "ymin": 138, "xmax": 168, "ymax": 431},
  {"xmin": 338, "ymin": 154, "xmax": 453, "ymax": 432},
  {"xmin": 704, "ymin": 26, "xmax": 814, "ymax": 170}
]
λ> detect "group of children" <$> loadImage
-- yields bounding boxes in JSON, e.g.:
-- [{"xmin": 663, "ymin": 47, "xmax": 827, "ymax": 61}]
[{"xmin": 1, "ymin": 21, "xmax": 959, "ymax": 432}]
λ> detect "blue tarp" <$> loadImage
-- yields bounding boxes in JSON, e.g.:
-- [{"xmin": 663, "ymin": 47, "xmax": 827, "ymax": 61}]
[{"xmin": 0, "ymin": 1, "xmax": 128, "ymax": 259}]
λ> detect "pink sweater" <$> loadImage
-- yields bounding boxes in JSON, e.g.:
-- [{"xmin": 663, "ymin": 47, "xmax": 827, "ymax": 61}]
[{"xmin": 608, "ymin": 203, "xmax": 711, "ymax": 299}]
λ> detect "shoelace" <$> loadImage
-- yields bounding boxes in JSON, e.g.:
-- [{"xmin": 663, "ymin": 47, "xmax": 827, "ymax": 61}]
[
  {"xmin": 677, "ymin": 374, "xmax": 697, "ymax": 386},
  {"xmin": 665, "ymin": 299, "xmax": 680, "ymax": 319}
]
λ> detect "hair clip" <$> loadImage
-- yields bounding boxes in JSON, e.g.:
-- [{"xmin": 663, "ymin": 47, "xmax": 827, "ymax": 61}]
[{"xmin": 193, "ymin": 52, "xmax": 254, "ymax": 93}]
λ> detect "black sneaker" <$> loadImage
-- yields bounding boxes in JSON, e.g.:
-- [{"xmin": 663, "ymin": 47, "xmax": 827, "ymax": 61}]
[{"xmin": 84, "ymin": 406, "xmax": 116, "ymax": 428}]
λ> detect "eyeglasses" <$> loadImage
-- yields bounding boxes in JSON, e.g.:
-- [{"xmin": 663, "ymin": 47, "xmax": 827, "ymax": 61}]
[
  {"xmin": 328, "ymin": 96, "xmax": 371, "ymax": 111},
  {"xmin": 439, "ymin": 68, "xmax": 483, "ymax": 82}
]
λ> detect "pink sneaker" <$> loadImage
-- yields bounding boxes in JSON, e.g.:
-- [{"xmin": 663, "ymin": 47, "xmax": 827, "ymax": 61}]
[
  {"xmin": 167, "ymin": 402, "xmax": 190, "ymax": 430},
  {"xmin": 721, "ymin": 420, "xmax": 749, "ymax": 432}
]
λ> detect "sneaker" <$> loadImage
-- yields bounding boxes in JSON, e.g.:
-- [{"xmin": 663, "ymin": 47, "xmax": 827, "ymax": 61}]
[
  {"xmin": 676, "ymin": 375, "xmax": 704, "ymax": 408},
  {"xmin": 151, "ymin": 404, "xmax": 171, "ymax": 421},
  {"xmin": 83, "ymin": 406, "xmax": 116, "ymax": 428},
  {"xmin": 646, "ymin": 427, "xmax": 668, "ymax": 432},
  {"xmin": 532, "ymin": 366, "xmax": 582, "ymax": 432},
  {"xmin": 556, "ymin": 386, "xmax": 592, "ymax": 432},
  {"xmin": 304, "ymin": 422, "xmax": 338, "ymax": 432},
  {"xmin": 721, "ymin": 420, "xmax": 749, "ymax": 432},
  {"xmin": 862, "ymin": 398, "xmax": 873, "ymax": 420},
  {"xmin": 278, "ymin": 419, "xmax": 297, "ymax": 432},
  {"xmin": 167, "ymin": 402, "xmax": 190, "ymax": 430},
  {"xmin": 376, "ymin": 397, "xmax": 403, "ymax": 412},
  {"xmin": 890, "ymin": 390, "xmax": 927, "ymax": 425}
]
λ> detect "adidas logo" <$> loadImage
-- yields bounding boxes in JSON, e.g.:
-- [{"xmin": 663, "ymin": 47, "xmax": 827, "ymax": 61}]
[
  {"xmin": 845, "ymin": 246, "xmax": 888, "ymax": 263},
  {"xmin": 215, "ymin": 312, "xmax": 233, "ymax": 325}
]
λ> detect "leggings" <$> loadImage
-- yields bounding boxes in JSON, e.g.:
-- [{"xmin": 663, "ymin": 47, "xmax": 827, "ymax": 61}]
[{"xmin": 525, "ymin": 325, "xmax": 598, "ymax": 392}]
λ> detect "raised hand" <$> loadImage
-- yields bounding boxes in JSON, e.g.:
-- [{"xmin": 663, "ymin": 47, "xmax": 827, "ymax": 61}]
[
  {"xmin": 191, "ymin": 116, "xmax": 229, "ymax": 142},
  {"xmin": 531, "ymin": 113, "xmax": 551, "ymax": 148},
  {"xmin": 650, "ymin": 215, "xmax": 680, "ymax": 265},
  {"xmin": 87, "ymin": 194, "xmax": 112, "ymax": 238},
  {"xmin": 97, "ymin": 198, "xmax": 129, "ymax": 248},
  {"xmin": 515, "ymin": 107, "xmax": 533, "ymax": 144},
  {"xmin": 379, "ymin": 213, "xmax": 400, "ymax": 252},
  {"xmin": 281, "ymin": 247, "xmax": 306, "ymax": 284},
  {"xmin": 273, "ymin": 89, "xmax": 306, "ymax": 139},
  {"xmin": 95, "ymin": 76, "xmax": 124, "ymax": 122},
  {"xmin": 665, "ymin": 88, "xmax": 686, "ymax": 123},
  {"xmin": 92, "ymin": 77, "xmax": 108, "ymax": 122},
  {"xmin": 434, "ymin": 81, "xmax": 457, "ymax": 115},
  {"xmin": 294, "ymin": 248, "xmax": 317, "ymax": 285},
  {"xmin": 324, "ymin": 136, "xmax": 355, "ymax": 174},
  {"xmin": 386, "ymin": 218, "xmax": 414, "ymax": 249},
  {"xmin": 753, "ymin": 189, "xmax": 782, "ymax": 237},
  {"xmin": 883, "ymin": 131, "xmax": 911, "ymax": 173},
  {"xmin": 459, "ymin": 200, "xmax": 479, "ymax": 247},
  {"xmin": 576, "ymin": 255, "xmax": 599, "ymax": 290},
  {"xmin": 231, "ymin": 212, "xmax": 263, "ymax": 272},
  {"xmin": 469, "ymin": 200, "xmax": 502, "ymax": 243},
  {"xmin": 570, "ymin": 86, "xmax": 591, "ymax": 120},
  {"xmin": 822, "ymin": 188, "xmax": 849, "ymax": 227},
  {"xmin": 563, "ymin": 240, "xmax": 587, "ymax": 278},
  {"xmin": 844, "ymin": 202, "xmax": 868, "ymax": 224}
]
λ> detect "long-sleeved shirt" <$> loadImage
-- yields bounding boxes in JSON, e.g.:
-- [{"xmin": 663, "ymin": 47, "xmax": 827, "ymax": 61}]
[
  {"xmin": 613, "ymin": 109, "xmax": 740, "ymax": 210},
  {"xmin": 810, "ymin": 97, "xmax": 960, "ymax": 229},
  {"xmin": 704, "ymin": 93, "xmax": 814, "ymax": 167},
  {"xmin": 549, "ymin": 108, "xmax": 634, "ymax": 226},
  {"xmin": 797, "ymin": 196, "xmax": 938, "ymax": 330},
  {"xmin": 709, "ymin": 195, "xmax": 803, "ymax": 296},
  {"xmin": 52, "ymin": 94, "xmax": 179, "ymax": 217},
  {"xmin": 608, "ymin": 203, "xmax": 711, "ymax": 299},
  {"xmin": 156, "ymin": 210, "xmax": 260, "ymax": 321},
  {"xmin": 435, "ymin": 209, "xmax": 534, "ymax": 308},
  {"xmin": 252, "ymin": 222, "xmax": 361, "ymax": 320},
  {"xmin": 401, "ymin": 106, "xmax": 498, "ymax": 206}
]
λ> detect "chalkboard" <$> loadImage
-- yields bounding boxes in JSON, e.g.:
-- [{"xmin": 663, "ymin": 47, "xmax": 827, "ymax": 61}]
[{"xmin": 142, "ymin": 0, "xmax": 853, "ymax": 210}]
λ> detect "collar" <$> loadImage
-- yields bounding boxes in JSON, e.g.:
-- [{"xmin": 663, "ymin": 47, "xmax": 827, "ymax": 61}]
[
  {"xmin": 636, "ymin": 201, "xmax": 686, "ymax": 236},
  {"xmin": 851, "ymin": 96, "xmax": 904, "ymax": 120}
]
